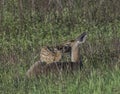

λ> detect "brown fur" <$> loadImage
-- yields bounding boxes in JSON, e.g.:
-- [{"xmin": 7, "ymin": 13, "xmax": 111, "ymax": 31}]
[
  {"xmin": 40, "ymin": 40, "xmax": 74, "ymax": 64},
  {"xmin": 26, "ymin": 32, "xmax": 87, "ymax": 78},
  {"xmin": 26, "ymin": 61, "xmax": 83, "ymax": 77},
  {"xmin": 40, "ymin": 47, "xmax": 62, "ymax": 64}
]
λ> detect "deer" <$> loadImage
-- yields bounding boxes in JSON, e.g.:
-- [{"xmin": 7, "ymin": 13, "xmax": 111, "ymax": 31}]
[
  {"xmin": 26, "ymin": 32, "xmax": 87, "ymax": 78},
  {"xmin": 40, "ymin": 39, "xmax": 76, "ymax": 64},
  {"xmin": 40, "ymin": 42, "xmax": 72, "ymax": 64}
]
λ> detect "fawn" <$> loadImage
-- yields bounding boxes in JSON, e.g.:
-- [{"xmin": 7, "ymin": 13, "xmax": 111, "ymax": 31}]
[
  {"xmin": 26, "ymin": 32, "xmax": 87, "ymax": 78},
  {"xmin": 40, "ymin": 39, "xmax": 76, "ymax": 64},
  {"xmin": 40, "ymin": 42, "xmax": 72, "ymax": 64}
]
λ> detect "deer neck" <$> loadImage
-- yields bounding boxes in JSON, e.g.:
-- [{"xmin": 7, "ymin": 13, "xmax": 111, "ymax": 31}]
[{"xmin": 71, "ymin": 42, "xmax": 80, "ymax": 62}]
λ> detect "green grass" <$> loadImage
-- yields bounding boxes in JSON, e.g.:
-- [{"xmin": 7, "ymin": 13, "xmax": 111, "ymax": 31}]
[
  {"xmin": 0, "ymin": 11, "xmax": 120, "ymax": 94},
  {"xmin": 0, "ymin": 63, "xmax": 120, "ymax": 94}
]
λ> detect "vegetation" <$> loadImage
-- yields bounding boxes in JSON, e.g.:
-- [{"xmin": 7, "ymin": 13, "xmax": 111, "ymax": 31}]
[{"xmin": 0, "ymin": 0, "xmax": 120, "ymax": 94}]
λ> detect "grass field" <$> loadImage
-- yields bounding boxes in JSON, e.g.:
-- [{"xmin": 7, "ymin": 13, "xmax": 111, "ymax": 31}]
[
  {"xmin": 1, "ymin": 20, "xmax": 120, "ymax": 94},
  {"xmin": 0, "ymin": 65, "xmax": 120, "ymax": 94}
]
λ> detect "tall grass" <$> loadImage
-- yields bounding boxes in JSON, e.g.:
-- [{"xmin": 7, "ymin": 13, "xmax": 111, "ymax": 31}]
[
  {"xmin": 0, "ymin": 1, "xmax": 120, "ymax": 93},
  {"xmin": 1, "ymin": 20, "xmax": 120, "ymax": 93},
  {"xmin": 0, "ymin": 62, "xmax": 120, "ymax": 94}
]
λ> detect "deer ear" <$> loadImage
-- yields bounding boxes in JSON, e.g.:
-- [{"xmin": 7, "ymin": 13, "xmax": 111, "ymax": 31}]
[{"xmin": 76, "ymin": 32, "xmax": 87, "ymax": 43}]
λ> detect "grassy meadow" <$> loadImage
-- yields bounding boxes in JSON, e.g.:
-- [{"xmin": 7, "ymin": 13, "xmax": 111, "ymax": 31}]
[
  {"xmin": 0, "ymin": 0, "xmax": 120, "ymax": 94},
  {"xmin": 1, "ymin": 21, "xmax": 120, "ymax": 94}
]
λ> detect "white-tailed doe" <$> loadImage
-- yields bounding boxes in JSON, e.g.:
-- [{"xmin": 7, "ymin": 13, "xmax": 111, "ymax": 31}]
[{"xmin": 26, "ymin": 32, "xmax": 87, "ymax": 78}]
